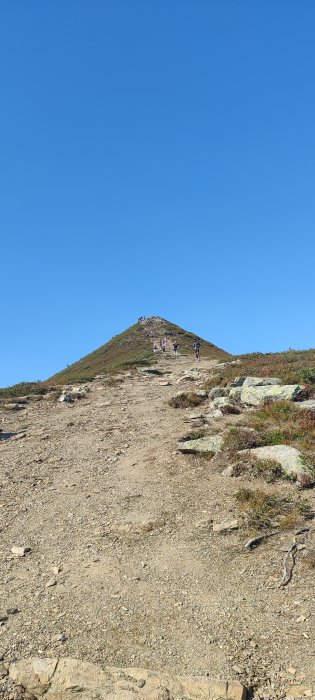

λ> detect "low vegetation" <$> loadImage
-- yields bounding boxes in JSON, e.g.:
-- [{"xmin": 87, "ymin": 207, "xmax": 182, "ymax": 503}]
[
  {"xmin": 179, "ymin": 429, "xmax": 206, "ymax": 442},
  {"xmin": 0, "ymin": 382, "xmax": 48, "ymax": 398},
  {"xmin": 203, "ymin": 348, "xmax": 315, "ymax": 392},
  {"xmin": 247, "ymin": 401, "xmax": 315, "ymax": 470},
  {"xmin": 168, "ymin": 392, "xmax": 207, "ymax": 409},
  {"xmin": 235, "ymin": 487, "xmax": 310, "ymax": 532}
]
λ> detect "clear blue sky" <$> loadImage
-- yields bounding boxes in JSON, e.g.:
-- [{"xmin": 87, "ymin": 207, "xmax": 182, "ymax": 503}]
[{"xmin": 1, "ymin": 1, "xmax": 315, "ymax": 386}]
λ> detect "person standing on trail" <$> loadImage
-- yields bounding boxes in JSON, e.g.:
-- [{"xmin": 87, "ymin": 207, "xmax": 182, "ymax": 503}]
[
  {"xmin": 193, "ymin": 340, "xmax": 201, "ymax": 361},
  {"xmin": 161, "ymin": 339, "xmax": 166, "ymax": 355},
  {"xmin": 173, "ymin": 342, "xmax": 178, "ymax": 357},
  {"xmin": 153, "ymin": 343, "xmax": 158, "ymax": 353}
]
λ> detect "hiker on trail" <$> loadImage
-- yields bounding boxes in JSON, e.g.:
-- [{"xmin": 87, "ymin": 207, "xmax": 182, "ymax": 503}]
[
  {"xmin": 153, "ymin": 343, "xmax": 158, "ymax": 353},
  {"xmin": 161, "ymin": 339, "xmax": 166, "ymax": 355},
  {"xmin": 173, "ymin": 342, "xmax": 178, "ymax": 356},
  {"xmin": 193, "ymin": 340, "xmax": 201, "ymax": 361}
]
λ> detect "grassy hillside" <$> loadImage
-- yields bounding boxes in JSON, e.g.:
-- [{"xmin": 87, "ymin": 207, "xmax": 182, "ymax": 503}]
[{"xmin": 47, "ymin": 317, "xmax": 231, "ymax": 385}]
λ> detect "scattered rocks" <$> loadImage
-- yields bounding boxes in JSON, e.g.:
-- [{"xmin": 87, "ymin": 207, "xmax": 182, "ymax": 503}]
[{"xmin": 59, "ymin": 387, "xmax": 89, "ymax": 402}]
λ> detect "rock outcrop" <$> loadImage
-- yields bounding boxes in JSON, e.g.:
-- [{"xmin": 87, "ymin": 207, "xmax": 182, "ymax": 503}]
[
  {"xmin": 9, "ymin": 657, "xmax": 247, "ymax": 700},
  {"xmin": 239, "ymin": 384, "xmax": 303, "ymax": 406}
]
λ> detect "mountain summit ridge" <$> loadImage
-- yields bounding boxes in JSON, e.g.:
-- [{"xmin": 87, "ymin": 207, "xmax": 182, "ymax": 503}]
[{"xmin": 48, "ymin": 316, "xmax": 230, "ymax": 384}]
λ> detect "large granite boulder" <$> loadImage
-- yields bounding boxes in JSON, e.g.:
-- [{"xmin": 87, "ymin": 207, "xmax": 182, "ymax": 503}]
[
  {"xmin": 238, "ymin": 445, "xmax": 310, "ymax": 479},
  {"xmin": 240, "ymin": 384, "xmax": 303, "ymax": 406},
  {"xmin": 230, "ymin": 376, "xmax": 282, "ymax": 388}
]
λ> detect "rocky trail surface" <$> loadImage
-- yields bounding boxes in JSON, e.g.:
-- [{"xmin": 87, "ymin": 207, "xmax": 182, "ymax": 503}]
[{"xmin": 0, "ymin": 354, "xmax": 315, "ymax": 699}]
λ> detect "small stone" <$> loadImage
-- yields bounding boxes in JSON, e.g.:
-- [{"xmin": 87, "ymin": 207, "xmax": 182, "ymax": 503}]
[
  {"xmin": 138, "ymin": 679, "xmax": 146, "ymax": 687},
  {"xmin": 6, "ymin": 608, "xmax": 19, "ymax": 615},
  {"xmin": 0, "ymin": 662, "xmax": 7, "ymax": 679},
  {"xmin": 0, "ymin": 615, "xmax": 8, "ymax": 623},
  {"xmin": 51, "ymin": 567, "xmax": 61, "ymax": 575},
  {"xmin": 221, "ymin": 465, "xmax": 235, "ymax": 477},
  {"xmin": 45, "ymin": 579, "xmax": 57, "ymax": 588},
  {"xmin": 52, "ymin": 633, "xmax": 67, "ymax": 642},
  {"xmin": 11, "ymin": 546, "xmax": 31, "ymax": 557},
  {"xmin": 213, "ymin": 519, "xmax": 239, "ymax": 533},
  {"xmin": 287, "ymin": 667, "xmax": 297, "ymax": 675}
]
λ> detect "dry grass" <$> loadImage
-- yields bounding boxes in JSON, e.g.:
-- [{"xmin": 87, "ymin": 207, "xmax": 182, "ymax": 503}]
[
  {"xmin": 235, "ymin": 487, "xmax": 310, "ymax": 532},
  {"xmin": 232, "ymin": 456, "xmax": 283, "ymax": 482},
  {"xmin": 168, "ymin": 393, "xmax": 207, "ymax": 409},
  {"xmin": 179, "ymin": 429, "xmax": 206, "ymax": 442},
  {"xmin": 246, "ymin": 401, "xmax": 315, "ymax": 470}
]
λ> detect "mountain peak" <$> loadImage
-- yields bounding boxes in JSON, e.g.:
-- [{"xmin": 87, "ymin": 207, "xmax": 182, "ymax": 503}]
[{"xmin": 47, "ymin": 317, "xmax": 230, "ymax": 384}]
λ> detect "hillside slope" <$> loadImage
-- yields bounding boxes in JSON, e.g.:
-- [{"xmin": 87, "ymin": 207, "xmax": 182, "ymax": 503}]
[
  {"xmin": 47, "ymin": 316, "xmax": 230, "ymax": 384},
  {"xmin": 1, "ymin": 352, "xmax": 315, "ymax": 700}
]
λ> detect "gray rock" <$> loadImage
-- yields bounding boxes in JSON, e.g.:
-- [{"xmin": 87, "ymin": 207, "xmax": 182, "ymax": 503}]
[
  {"xmin": 230, "ymin": 376, "xmax": 282, "ymax": 388},
  {"xmin": 204, "ymin": 409, "xmax": 223, "ymax": 421},
  {"xmin": 229, "ymin": 387, "xmax": 243, "ymax": 400},
  {"xmin": 208, "ymin": 387, "xmax": 229, "ymax": 400},
  {"xmin": 240, "ymin": 384, "xmax": 303, "ymax": 406},
  {"xmin": 213, "ymin": 519, "xmax": 239, "ymax": 533},
  {"xmin": 0, "ymin": 662, "xmax": 8, "ymax": 679},
  {"xmin": 220, "ymin": 404, "xmax": 241, "ymax": 415},
  {"xmin": 221, "ymin": 465, "xmax": 235, "ymax": 477},
  {"xmin": 11, "ymin": 546, "xmax": 31, "ymax": 557},
  {"xmin": 238, "ymin": 445, "xmax": 311, "ymax": 478},
  {"xmin": 177, "ymin": 370, "xmax": 201, "ymax": 383},
  {"xmin": 59, "ymin": 387, "xmax": 89, "ymax": 402},
  {"xmin": 243, "ymin": 377, "xmax": 281, "ymax": 387},
  {"xmin": 295, "ymin": 399, "xmax": 315, "ymax": 411},
  {"xmin": 177, "ymin": 435, "xmax": 223, "ymax": 454},
  {"xmin": 210, "ymin": 396, "xmax": 230, "ymax": 408}
]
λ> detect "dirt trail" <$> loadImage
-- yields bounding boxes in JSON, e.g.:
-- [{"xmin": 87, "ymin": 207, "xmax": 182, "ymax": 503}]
[{"xmin": 1, "ymin": 354, "xmax": 315, "ymax": 698}]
